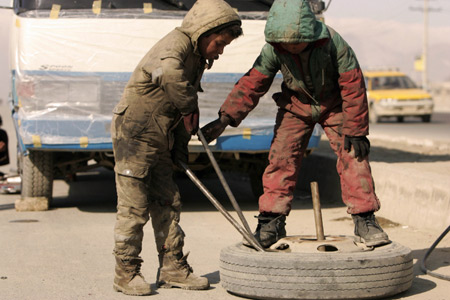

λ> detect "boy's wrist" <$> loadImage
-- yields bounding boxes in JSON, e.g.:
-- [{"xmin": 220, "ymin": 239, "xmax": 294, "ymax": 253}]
[{"xmin": 219, "ymin": 114, "xmax": 232, "ymax": 126}]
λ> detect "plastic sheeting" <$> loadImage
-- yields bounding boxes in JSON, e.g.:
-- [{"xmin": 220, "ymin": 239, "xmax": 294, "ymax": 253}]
[{"xmin": 11, "ymin": 8, "xmax": 320, "ymax": 150}]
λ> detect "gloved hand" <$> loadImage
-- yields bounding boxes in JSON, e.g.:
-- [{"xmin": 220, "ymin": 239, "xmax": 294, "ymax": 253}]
[
  {"xmin": 344, "ymin": 135, "xmax": 370, "ymax": 159},
  {"xmin": 171, "ymin": 144, "xmax": 188, "ymax": 171},
  {"xmin": 200, "ymin": 114, "xmax": 231, "ymax": 144},
  {"xmin": 183, "ymin": 108, "xmax": 199, "ymax": 135}
]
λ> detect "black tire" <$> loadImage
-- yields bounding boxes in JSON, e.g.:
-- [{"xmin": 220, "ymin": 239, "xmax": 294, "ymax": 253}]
[
  {"xmin": 220, "ymin": 240, "xmax": 413, "ymax": 300},
  {"xmin": 421, "ymin": 114, "xmax": 431, "ymax": 123},
  {"xmin": 397, "ymin": 116, "xmax": 404, "ymax": 123},
  {"xmin": 21, "ymin": 151, "xmax": 54, "ymax": 203}
]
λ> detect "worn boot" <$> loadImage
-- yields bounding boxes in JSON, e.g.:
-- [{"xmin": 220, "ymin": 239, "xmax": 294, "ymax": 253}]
[
  {"xmin": 157, "ymin": 251, "xmax": 209, "ymax": 290},
  {"xmin": 352, "ymin": 212, "xmax": 391, "ymax": 247},
  {"xmin": 243, "ymin": 213, "xmax": 286, "ymax": 248},
  {"xmin": 113, "ymin": 257, "xmax": 152, "ymax": 296}
]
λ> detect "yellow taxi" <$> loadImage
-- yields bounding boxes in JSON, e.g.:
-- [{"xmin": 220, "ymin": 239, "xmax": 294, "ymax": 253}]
[{"xmin": 364, "ymin": 70, "xmax": 434, "ymax": 123}]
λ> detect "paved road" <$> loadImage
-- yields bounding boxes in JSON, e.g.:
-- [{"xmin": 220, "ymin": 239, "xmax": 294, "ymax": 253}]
[
  {"xmin": 369, "ymin": 112, "xmax": 450, "ymax": 151},
  {"xmin": 0, "ymin": 167, "xmax": 449, "ymax": 300}
]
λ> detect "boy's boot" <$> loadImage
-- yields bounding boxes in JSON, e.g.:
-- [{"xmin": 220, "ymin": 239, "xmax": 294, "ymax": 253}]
[
  {"xmin": 352, "ymin": 212, "xmax": 391, "ymax": 247},
  {"xmin": 113, "ymin": 257, "xmax": 152, "ymax": 296},
  {"xmin": 157, "ymin": 251, "xmax": 209, "ymax": 290},
  {"xmin": 244, "ymin": 213, "xmax": 286, "ymax": 248}
]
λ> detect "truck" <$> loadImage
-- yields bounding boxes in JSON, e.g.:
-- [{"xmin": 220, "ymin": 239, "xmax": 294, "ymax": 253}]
[{"xmin": 2, "ymin": 0, "xmax": 322, "ymax": 210}]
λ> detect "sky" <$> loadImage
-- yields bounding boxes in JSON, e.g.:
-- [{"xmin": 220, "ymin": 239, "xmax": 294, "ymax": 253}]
[
  {"xmin": 324, "ymin": 0, "xmax": 450, "ymax": 84},
  {"xmin": 326, "ymin": 0, "xmax": 450, "ymax": 27}
]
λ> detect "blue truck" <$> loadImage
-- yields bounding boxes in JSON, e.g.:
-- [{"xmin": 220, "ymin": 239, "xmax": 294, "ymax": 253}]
[{"xmin": 3, "ymin": 0, "xmax": 322, "ymax": 209}]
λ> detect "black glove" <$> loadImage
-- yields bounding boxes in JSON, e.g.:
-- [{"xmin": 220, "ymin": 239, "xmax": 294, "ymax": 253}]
[
  {"xmin": 200, "ymin": 114, "xmax": 231, "ymax": 144},
  {"xmin": 171, "ymin": 145, "xmax": 188, "ymax": 171},
  {"xmin": 344, "ymin": 135, "xmax": 370, "ymax": 159}
]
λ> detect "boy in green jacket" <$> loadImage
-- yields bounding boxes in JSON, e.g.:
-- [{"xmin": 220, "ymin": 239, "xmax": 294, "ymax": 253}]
[{"xmin": 202, "ymin": 0, "xmax": 390, "ymax": 249}]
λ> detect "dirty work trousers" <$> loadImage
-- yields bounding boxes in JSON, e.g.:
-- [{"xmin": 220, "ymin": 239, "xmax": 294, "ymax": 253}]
[
  {"xmin": 259, "ymin": 108, "xmax": 380, "ymax": 216},
  {"xmin": 113, "ymin": 153, "xmax": 185, "ymax": 261}
]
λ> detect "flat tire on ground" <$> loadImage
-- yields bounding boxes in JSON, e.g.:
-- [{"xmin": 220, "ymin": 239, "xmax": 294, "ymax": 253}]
[
  {"xmin": 220, "ymin": 241, "xmax": 413, "ymax": 299},
  {"xmin": 21, "ymin": 151, "xmax": 54, "ymax": 203}
]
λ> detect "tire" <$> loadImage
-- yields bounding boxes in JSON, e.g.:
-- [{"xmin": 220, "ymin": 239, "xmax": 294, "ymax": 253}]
[
  {"xmin": 21, "ymin": 151, "xmax": 54, "ymax": 203},
  {"xmin": 220, "ymin": 240, "xmax": 413, "ymax": 300},
  {"xmin": 421, "ymin": 114, "xmax": 431, "ymax": 123},
  {"xmin": 397, "ymin": 116, "xmax": 404, "ymax": 123}
]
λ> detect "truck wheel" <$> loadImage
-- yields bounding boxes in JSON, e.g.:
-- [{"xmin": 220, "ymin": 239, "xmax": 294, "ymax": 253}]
[
  {"xmin": 397, "ymin": 116, "xmax": 404, "ymax": 123},
  {"xmin": 421, "ymin": 114, "xmax": 431, "ymax": 123},
  {"xmin": 220, "ymin": 240, "xmax": 413, "ymax": 300},
  {"xmin": 19, "ymin": 151, "xmax": 54, "ymax": 210}
]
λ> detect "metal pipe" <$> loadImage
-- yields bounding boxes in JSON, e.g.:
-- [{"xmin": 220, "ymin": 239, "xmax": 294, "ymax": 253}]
[
  {"xmin": 197, "ymin": 130, "xmax": 254, "ymax": 237},
  {"xmin": 311, "ymin": 182, "xmax": 325, "ymax": 241},
  {"xmin": 180, "ymin": 161, "xmax": 265, "ymax": 252}
]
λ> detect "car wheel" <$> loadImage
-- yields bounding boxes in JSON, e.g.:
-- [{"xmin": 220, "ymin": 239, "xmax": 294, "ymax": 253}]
[
  {"xmin": 421, "ymin": 114, "xmax": 431, "ymax": 123},
  {"xmin": 220, "ymin": 237, "xmax": 413, "ymax": 300}
]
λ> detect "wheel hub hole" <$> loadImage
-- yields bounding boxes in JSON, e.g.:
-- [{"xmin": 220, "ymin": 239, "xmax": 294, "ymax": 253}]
[{"xmin": 317, "ymin": 244, "xmax": 338, "ymax": 252}]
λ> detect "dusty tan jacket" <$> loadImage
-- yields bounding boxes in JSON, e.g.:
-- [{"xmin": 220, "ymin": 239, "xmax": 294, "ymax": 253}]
[{"xmin": 112, "ymin": 0, "xmax": 241, "ymax": 178}]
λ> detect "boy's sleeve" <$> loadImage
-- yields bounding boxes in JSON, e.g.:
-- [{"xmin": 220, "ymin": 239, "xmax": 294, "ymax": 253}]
[
  {"xmin": 160, "ymin": 55, "xmax": 199, "ymax": 116},
  {"xmin": 331, "ymin": 30, "xmax": 369, "ymax": 137},
  {"xmin": 220, "ymin": 44, "xmax": 279, "ymax": 127}
]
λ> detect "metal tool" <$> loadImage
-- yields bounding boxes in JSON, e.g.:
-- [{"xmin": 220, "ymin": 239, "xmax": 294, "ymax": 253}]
[
  {"xmin": 180, "ymin": 161, "xmax": 264, "ymax": 251},
  {"xmin": 197, "ymin": 130, "xmax": 253, "ymax": 234}
]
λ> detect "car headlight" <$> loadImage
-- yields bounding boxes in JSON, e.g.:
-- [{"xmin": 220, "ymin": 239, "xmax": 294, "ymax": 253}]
[{"xmin": 379, "ymin": 98, "xmax": 397, "ymax": 104}]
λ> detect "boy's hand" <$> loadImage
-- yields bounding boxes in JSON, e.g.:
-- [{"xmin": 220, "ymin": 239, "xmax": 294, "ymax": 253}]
[
  {"xmin": 344, "ymin": 135, "xmax": 370, "ymax": 159},
  {"xmin": 200, "ymin": 114, "xmax": 231, "ymax": 143},
  {"xmin": 183, "ymin": 108, "xmax": 199, "ymax": 135}
]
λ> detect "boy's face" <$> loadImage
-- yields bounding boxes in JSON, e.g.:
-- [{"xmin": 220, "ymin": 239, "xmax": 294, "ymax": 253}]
[
  {"xmin": 199, "ymin": 33, "xmax": 234, "ymax": 60},
  {"xmin": 280, "ymin": 42, "xmax": 309, "ymax": 54}
]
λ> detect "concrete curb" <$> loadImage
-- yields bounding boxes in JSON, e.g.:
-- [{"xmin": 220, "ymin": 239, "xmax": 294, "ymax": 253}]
[{"xmin": 298, "ymin": 152, "xmax": 450, "ymax": 233}]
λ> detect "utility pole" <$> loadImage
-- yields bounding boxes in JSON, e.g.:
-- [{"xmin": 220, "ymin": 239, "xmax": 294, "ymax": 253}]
[
  {"xmin": 410, "ymin": 0, "xmax": 441, "ymax": 90},
  {"xmin": 423, "ymin": 0, "xmax": 428, "ymax": 90}
]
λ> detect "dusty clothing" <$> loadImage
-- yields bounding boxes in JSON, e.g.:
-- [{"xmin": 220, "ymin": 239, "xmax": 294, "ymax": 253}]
[
  {"xmin": 114, "ymin": 152, "xmax": 184, "ymax": 259},
  {"xmin": 112, "ymin": 0, "xmax": 241, "ymax": 260},
  {"xmin": 219, "ymin": 0, "xmax": 379, "ymax": 215}
]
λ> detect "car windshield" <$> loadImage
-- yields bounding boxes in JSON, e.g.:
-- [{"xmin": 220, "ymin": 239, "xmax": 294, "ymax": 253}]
[{"xmin": 371, "ymin": 76, "xmax": 418, "ymax": 90}]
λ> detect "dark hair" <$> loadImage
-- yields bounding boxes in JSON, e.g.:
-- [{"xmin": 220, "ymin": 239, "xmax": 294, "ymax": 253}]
[
  {"xmin": 202, "ymin": 21, "xmax": 243, "ymax": 39},
  {"xmin": 217, "ymin": 24, "xmax": 243, "ymax": 38}
]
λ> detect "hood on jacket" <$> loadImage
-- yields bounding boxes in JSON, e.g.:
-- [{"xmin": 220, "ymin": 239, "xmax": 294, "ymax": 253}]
[
  {"xmin": 264, "ymin": 0, "xmax": 329, "ymax": 44},
  {"xmin": 178, "ymin": 0, "xmax": 241, "ymax": 54}
]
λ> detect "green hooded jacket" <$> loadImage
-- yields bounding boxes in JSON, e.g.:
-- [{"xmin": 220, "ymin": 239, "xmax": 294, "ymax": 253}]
[
  {"xmin": 221, "ymin": 0, "xmax": 368, "ymax": 137},
  {"xmin": 112, "ymin": 0, "xmax": 241, "ymax": 178}
]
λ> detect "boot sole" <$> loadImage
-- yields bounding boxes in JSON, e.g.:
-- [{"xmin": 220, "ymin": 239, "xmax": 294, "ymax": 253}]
[
  {"xmin": 113, "ymin": 283, "xmax": 153, "ymax": 296},
  {"xmin": 157, "ymin": 281, "xmax": 209, "ymax": 290},
  {"xmin": 355, "ymin": 235, "xmax": 392, "ymax": 247}
]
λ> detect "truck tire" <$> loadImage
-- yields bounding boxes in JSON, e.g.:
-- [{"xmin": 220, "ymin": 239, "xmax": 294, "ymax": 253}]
[
  {"xmin": 20, "ymin": 151, "xmax": 54, "ymax": 205},
  {"xmin": 220, "ymin": 241, "xmax": 413, "ymax": 300}
]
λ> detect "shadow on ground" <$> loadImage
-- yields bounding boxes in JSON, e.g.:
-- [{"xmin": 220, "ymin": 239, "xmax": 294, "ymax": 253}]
[{"xmin": 50, "ymin": 160, "xmax": 345, "ymax": 214}]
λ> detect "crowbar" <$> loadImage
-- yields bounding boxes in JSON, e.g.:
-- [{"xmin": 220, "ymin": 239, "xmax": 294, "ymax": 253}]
[{"xmin": 180, "ymin": 161, "xmax": 265, "ymax": 252}]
